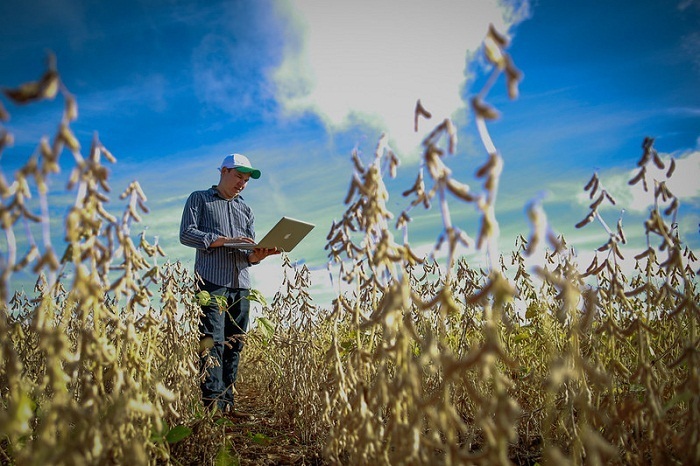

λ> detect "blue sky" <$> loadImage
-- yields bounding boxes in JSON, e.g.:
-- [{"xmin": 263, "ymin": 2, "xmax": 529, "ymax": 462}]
[{"xmin": 1, "ymin": 0, "xmax": 699, "ymax": 306}]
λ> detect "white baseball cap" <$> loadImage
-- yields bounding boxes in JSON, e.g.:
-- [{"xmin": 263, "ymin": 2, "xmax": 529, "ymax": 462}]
[{"xmin": 219, "ymin": 153, "xmax": 261, "ymax": 179}]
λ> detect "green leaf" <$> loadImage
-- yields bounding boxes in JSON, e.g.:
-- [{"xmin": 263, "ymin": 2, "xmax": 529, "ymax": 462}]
[
  {"xmin": 411, "ymin": 342, "xmax": 421, "ymax": 357},
  {"xmin": 215, "ymin": 417, "xmax": 235, "ymax": 428},
  {"xmin": 249, "ymin": 432, "xmax": 271, "ymax": 445},
  {"xmin": 196, "ymin": 290, "xmax": 211, "ymax": 306},
  {"xmin": 165, "ymin": 425, "xmax": 192, "ymax": 444},
  {"xmin": 150, "ymin": 422, "xmax": 168, "ymax": 443},
  {"xmin": 10, "ymin": 392, "xmax": 36, "ymax": 435},
  {"xmin": 256, "ymin": 317, "xmax": 275, "ymax": 343},
  {"xmin": 215, "ymin": 441, "xmax": 239, "ymax": 466},
  {"xmin": 246, "ymin": 288, "xmax": 268, "ymax": 306},
  {"xmin": 629, "ymin": 384, "xmax": 646, "ymax": 393},
  {"xmin": 214, "ymin": 295, "xmax": 228, "ymax": 312},
  {"xmin": 525, "ymin": 304, "xmax": 538, "ymax": 320}
]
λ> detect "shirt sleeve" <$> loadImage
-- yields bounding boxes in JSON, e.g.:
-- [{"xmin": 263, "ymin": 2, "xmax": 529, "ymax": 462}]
[{"xmin": 179, "ymin": 192, "xmax": 219, "ymax": 250}]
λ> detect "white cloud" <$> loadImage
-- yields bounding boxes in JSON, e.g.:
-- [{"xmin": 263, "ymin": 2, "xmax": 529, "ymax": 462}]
[
  {"xmin": 578, "ymin": 149, "xmax": 700, "ymax": 212},
  {"xmin": 273, "ymin": 0, "xmax": 530, "ymax": 158}
]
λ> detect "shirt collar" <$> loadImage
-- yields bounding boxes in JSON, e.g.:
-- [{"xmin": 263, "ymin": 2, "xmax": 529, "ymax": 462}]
[{"xmin": 209, "ymin": 185, "xmax": 244, "ymax": 201}]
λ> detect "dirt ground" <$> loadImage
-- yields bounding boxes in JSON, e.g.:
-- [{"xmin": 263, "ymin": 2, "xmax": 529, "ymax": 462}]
[
  {"xmin": 190, "ymin": 381, "xmax": 541, "ymax": 465},
  {"xmin": 221, "ymin": 381, "xmax": 325, "ymax": 466}
]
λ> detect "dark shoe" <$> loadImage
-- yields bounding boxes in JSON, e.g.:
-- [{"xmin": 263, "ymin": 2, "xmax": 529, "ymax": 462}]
[{"xmin": 228, "ymin": 409, "xmax": 254, "ymax": 420}]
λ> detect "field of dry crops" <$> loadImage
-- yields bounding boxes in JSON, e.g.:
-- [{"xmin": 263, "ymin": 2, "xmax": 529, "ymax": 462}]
[{"xmin": 2, "ymin": 29, "xmax": 699, "ymax": 466}]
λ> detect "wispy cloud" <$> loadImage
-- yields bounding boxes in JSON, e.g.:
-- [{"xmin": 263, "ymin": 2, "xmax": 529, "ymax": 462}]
[
  {"xmin": 190, "ymin": 0, "xmax": 286, "ymax": 118},
  {"xmin": 575, "ymin": 149, "xmax": 700, "ymax": 212},
  {"xmin": 272, "ymin": 0, "xmax": 530, "ymax": 158},
  {"xmin": 78, "ymin": 73, "xmax": 171, "ymax": 116}
]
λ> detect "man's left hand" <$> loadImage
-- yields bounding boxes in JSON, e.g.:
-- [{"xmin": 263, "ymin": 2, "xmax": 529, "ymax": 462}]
[{"xmin": 249, "ymin": 247, "xmax": 281, "ymax": 263}]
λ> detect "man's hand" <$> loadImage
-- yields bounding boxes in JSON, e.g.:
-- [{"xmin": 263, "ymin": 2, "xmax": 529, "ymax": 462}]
[
  {"xmin": 212, "ymin": 236, "xmax": 254, "ymax": 248},
  {"xmin": 211, "ymin": 236, "xmax": 279, "ymax": 262},
  {"xmin": 249, "ymin": 247, "xmax": 280, "ymax": 263}
]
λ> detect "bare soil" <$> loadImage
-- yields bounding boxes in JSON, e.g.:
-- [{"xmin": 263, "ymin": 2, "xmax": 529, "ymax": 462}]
[{"xmin": 223, "ymin": 381, "xmax": 325, "ymax": 466}]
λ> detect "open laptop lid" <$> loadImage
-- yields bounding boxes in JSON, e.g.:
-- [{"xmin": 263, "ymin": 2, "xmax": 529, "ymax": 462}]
[{"xmin": 224, "ymin": 216, "xmax": 315, "ymax": 252}]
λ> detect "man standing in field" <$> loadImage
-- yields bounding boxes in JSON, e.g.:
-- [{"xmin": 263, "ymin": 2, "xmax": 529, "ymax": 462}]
[{"xmin": 179, "ymin": 153, "xmax": 279, "ymax": 415}]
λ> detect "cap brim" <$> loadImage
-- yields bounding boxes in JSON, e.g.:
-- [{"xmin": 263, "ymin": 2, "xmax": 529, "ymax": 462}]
[{"xmin": 236, "ymin": 166, "xmax": 261, "ymax": 179}]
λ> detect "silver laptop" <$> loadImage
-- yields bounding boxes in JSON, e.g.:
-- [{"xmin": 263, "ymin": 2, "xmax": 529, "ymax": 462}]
[{"xmin": 224, "ymin": 216, "xmax": 315, "ymax": 252}]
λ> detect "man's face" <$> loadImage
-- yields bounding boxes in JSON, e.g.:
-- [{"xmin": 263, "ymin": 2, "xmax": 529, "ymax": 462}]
[{"xmin": 221, "ymin": 168, "xmax": 251, "ymax": 196}]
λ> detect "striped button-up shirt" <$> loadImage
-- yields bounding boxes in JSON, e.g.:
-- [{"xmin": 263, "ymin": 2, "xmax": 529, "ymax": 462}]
[{"xmin": 179, "ymin": 186, "xmax": 256, "ymax": 289}]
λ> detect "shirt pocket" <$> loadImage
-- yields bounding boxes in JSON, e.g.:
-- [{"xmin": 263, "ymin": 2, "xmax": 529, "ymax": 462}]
[{"xmin": 202, "ymin": 200, "xmax": 229, "ymax": 236}]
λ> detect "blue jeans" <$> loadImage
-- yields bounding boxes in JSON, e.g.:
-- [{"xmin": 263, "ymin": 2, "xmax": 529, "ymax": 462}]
[{"xmin": 197, "ymin": 280, "xmax": 250, "ymax": 411}]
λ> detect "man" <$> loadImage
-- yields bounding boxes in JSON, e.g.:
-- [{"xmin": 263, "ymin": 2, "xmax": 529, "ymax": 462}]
[{"xmin": 179, "ymin": 153, "xmax": 279, "ymax": 414}]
